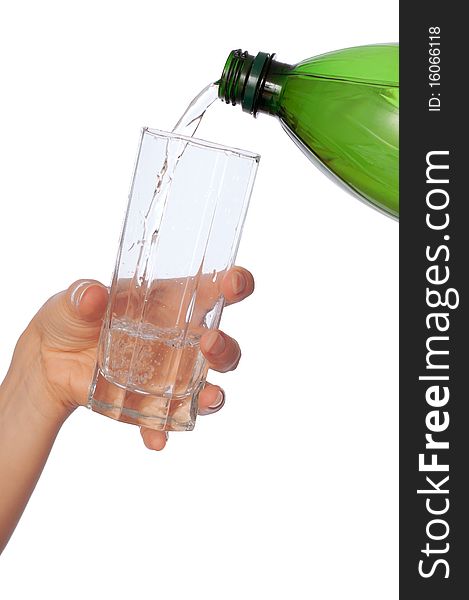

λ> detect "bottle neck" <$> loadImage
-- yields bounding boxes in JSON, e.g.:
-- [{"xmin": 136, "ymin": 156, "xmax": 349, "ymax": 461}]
[{"xmin": 218, "ymin": 50, "xmax": 290, "ymax": 117}]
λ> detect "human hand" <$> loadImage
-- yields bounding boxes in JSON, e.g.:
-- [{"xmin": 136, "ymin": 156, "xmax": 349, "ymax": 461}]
[{"xmin": 6, "ymin": 267, "xmax": 254, "ymax": 450}]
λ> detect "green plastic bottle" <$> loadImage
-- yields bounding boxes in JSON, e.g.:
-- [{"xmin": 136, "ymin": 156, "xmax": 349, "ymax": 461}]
[{"xmin": 218, "ymin": 45, "xmax": 399, "ymax": 218}]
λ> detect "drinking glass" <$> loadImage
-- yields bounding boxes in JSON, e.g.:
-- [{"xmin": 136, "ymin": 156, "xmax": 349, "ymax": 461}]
[{"xmin": 88, "ymin": 128, "xmax": 259, "ymax": 431}]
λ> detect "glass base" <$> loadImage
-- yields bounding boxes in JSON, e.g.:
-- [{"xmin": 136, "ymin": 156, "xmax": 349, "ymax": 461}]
[{"xmin": 88, "ymin": 367, "xmax": 199, "ymax": 431}]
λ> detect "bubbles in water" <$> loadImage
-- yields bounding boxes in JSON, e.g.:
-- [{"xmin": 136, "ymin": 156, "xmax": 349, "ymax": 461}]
[{"xmin": 105, "ymin": 316, "xmax": 203, "ymax": 396}]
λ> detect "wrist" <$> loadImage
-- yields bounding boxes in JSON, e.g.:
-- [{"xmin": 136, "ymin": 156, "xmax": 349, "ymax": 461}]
[{"xmin": 1, "ymin": 326, "xmax": 72, "ymax": 427}]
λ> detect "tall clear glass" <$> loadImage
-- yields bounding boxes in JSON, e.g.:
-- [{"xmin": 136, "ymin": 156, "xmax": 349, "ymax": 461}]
[{"xmin": 88, "ymin": 128, "xmax": 259, "ymax": 431}]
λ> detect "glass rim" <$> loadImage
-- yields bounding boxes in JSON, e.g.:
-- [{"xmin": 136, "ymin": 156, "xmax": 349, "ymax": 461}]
[{"xmin": 143, "ymin": 127, "xmax": 261, "ymax": 162}]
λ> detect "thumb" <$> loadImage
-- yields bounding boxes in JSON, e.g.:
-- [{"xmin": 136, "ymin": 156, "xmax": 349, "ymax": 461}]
[{"xmin": 37, "ymin": 279, "xmax": 109, "ymax": 351}]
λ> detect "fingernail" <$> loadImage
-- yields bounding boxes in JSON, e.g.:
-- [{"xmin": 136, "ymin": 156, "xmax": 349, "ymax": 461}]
[
  {"xmin": 199, "ymin": 390, "xmax": 226, "ymax": 415},
  {"xmin": 208, "ymin": 390, "xmax": 225, "ymax": 410},
  {"xmin": 205, "ymin": 331, "xmax": 226, "ymax": 355},
  {"xmin": 232, "ymin": 271, "xmax": 246, "ymax": 295},
  {"xmin": 71, "ymin": 281, "xmax": 94, "ymax": 308}
]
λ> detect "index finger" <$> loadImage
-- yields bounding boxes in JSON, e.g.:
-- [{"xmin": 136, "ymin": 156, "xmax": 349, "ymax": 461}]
[{"xmin": 221, "ymin": 266, "xmax": 255, "ymax": 306}]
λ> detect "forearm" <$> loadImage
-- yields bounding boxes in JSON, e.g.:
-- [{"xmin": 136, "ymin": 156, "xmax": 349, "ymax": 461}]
[{"xmin": 0, "ymin": 330, "xmax": 68, "ymax": 554}]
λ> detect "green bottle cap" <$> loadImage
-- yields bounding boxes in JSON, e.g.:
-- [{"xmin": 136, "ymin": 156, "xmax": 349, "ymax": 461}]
[{"xmin": 218, "ymin": 49, "xmax": 274, "ymax": 116}]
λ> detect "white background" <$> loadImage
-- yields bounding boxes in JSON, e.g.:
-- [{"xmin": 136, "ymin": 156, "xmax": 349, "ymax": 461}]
[{"xmin": 0, "ymin": 1, "xmax": 398, "ymax": 598}]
